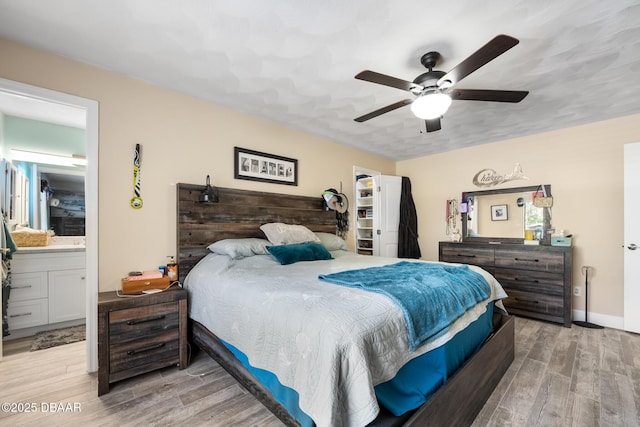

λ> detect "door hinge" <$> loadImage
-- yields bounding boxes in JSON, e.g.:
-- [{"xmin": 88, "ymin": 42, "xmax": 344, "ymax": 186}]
[{"xmin": 377, "ymin": 230, "xmax": 381, "ymax": 235}]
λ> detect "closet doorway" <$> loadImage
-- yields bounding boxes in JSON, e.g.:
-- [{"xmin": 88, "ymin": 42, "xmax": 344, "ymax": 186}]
[{"xmin": 0, "ymin": 78, "xmax": 99, "ymax": 371}]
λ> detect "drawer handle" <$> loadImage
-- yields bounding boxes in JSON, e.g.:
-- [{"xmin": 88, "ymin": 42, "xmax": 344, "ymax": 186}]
[
  {"xmin": 514, "ymin": 257, "xmax": 539, "ymax": 262},
  {"xmin": 127, "ymin": 342, "xmax": 166, "ymax": 356},
  {"xmin": 11, "ymin": 285, "xmax": 33, "ymax": 289},
  {"xmin": 127, "ymin": 314, "xmax": 166, "ymax": 325},
  {"xmin": 10, "ymin": 312, "xmax": 32, "ymax": 318},
  {"xmin": 458, "ymin": 254, "xmax": 476, "ymax": 258},
  {"xmin": 514, "ymin": 297, "xmax": 539, "ymax": 304},
  {"xmin": 513, "ymin": 278, "xmax": 539, "ymax": 283}
]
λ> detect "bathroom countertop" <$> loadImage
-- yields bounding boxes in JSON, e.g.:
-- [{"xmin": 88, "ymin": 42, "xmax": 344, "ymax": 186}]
[
  {"xmin": 16, "ymin": 244, "xmax": 86, "ymax": 254},
  {"xmin": 15, "ymin": 236, "xmax": 86, "ymax": 254}
]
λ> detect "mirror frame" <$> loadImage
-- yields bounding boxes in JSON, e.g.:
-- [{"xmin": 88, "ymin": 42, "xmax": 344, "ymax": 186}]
[{"xmin": 461, "ymin": 184, "xmax": 551, "ymax": 245}]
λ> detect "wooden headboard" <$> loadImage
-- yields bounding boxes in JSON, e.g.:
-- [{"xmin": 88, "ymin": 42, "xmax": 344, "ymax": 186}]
[{"xmin": 176, "ymin": 183, "xmax": 337, "ymax": 283}]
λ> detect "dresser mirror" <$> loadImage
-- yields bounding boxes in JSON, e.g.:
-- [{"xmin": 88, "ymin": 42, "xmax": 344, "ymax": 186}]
[{"xmin": 461, "ymin": 185, "xmax": 551, "ymax": 244}]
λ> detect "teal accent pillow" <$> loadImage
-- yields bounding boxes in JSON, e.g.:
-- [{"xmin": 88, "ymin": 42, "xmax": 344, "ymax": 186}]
[{"xmin": 267, "ymin": 242, "xmax": 334, "ymax": 265}]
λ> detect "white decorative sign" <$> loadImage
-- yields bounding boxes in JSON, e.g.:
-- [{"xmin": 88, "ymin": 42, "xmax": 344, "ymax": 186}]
[{"xmin": 472, "ymin": 163, "xmax": 529, "ymax": 187}]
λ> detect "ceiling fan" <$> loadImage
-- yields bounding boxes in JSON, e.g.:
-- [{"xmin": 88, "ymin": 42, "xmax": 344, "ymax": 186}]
[{"xmin": 354, "ymin": 34, "xmax": 529, "ymax": 132}]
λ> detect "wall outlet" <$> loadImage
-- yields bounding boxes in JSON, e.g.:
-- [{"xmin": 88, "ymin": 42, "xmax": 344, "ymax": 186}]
[{"xmin": 574, "ymin": 286, "xmax": 581, "ymax": 296}]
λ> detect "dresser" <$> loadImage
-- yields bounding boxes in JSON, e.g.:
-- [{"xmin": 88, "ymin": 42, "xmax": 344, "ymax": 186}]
[
  {"xmin": 439, "ymin": 242, "xmax": 572, "ymax": 327},
  {"xmin": 98, "ymin": 287, "xmax": 188, "ymax": 395}
]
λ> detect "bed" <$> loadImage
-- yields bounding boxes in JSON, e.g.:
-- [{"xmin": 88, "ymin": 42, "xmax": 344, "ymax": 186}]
[{"xmin": 176, "ymin": 183, "xmax": 514, "ymax": 427}]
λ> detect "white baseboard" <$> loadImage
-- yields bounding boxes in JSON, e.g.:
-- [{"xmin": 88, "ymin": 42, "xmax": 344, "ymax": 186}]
[{"xmin": 571, "ymin": 309, "xmax": 624, "ymax": 330}]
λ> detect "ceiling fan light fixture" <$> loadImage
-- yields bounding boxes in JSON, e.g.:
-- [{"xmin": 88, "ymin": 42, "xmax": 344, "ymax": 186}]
[{"xmin": 410, "ymin": 92, "xmax": 452, "ymax": 120}]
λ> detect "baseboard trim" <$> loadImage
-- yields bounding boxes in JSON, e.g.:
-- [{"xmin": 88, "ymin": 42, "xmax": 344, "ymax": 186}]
[{"xmin": 572, "ymin": 309, "xmax": 624, "ymax": 330}]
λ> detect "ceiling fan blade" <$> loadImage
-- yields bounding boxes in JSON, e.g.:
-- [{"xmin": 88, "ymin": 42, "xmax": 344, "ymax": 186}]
[
  {"xmin": 448, "ymin": 89, "xmax": 529, "ymax": 103},
  {"xmin": 425, "ymin": 118, "xmax": 441, "ymax": 132},
  {"xmin": 355, "ymin": 70, "xmax": 419, "ymax": 92},
  {"xmin": 354, "ymin": 99, "xmax": 413, "ymax": 122},
  {"xmin": 437, "ymin": 34, "xmax": 520, "ymax": 88}
]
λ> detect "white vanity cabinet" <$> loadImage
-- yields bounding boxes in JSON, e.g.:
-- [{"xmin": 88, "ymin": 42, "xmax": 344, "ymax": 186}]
[{"xmin": 7, "ymin": 250, "xmax": 86, "ymax": 333}]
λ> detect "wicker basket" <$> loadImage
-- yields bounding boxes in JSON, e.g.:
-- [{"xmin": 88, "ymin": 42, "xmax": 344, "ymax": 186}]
[{"xmin": 11, "ymin": 231, "xmax": 50, "ymax": 247}]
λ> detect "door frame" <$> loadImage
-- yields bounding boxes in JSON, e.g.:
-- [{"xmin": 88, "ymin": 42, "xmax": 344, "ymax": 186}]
[
  {"xmin": 0, "ymin": 78, "xmax": 99, "ymax": 371},
  {"xmin": 624, "ymin": 142, "xmax": 640, "ymax": 333}
]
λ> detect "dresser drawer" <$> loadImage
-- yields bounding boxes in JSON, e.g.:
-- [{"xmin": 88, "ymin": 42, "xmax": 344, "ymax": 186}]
[
  {"xmin": 8, "ymin": 272, "xmax": 48, "ymax": 301},
  {"xmin": 502, "ymin": 289, "xmax": 564, "ymax": 317},
  {"xmin": 109, "ymin": 330, "xmax": 180, "ymax": 374},
  {"xmin": 495, "ymin": 249, "xmax": 564, "ymax": 273},
  {"xmin": 109, "ymin": 302, "xmax": 180, "ymax": 344},
  {"xmin": 7, "ymin": 298, "xmax": 48, "ymax": 330},
  {"xmin": 440, "ymin": 246, "xmax": 494, "ymax": 269},
  {"xmin": 494, "ymin": 268, "xmax": 564, "ymax": 296}
]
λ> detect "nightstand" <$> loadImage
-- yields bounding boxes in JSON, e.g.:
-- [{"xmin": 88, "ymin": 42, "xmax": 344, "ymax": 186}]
[{"xmin": 97, "ymin": 287, "xmax": 188, "ymax": 395}]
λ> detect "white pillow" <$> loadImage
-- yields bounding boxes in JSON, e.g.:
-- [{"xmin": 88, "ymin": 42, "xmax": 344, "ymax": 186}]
[
  {"xmin": 207, "ymin": 238, "xmax": 270, "ymax": 259},
  {"xmin": 260, "ymin": 223, "xmax": 321, "ymax": 245},
  {"xmin": 314, "ymin": 232, "xmax": 348, "ymax": 251}
]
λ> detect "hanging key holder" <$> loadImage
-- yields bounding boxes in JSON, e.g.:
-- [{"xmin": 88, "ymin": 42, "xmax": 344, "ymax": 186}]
[{"xmin": 130, "ymin": 143, "xmax": 143, "ymax": 209}]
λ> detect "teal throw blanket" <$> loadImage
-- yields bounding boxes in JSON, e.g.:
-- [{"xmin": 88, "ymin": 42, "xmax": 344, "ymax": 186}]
[{"xmin": 318, "ymin": 262, "xmax": 491, "ymax": 351}]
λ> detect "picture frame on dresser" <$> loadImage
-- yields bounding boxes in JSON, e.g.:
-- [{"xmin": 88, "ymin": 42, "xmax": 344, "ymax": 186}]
[{"xmin": 491, "ymin": 204, "xmax": 508, "ymax": 221}]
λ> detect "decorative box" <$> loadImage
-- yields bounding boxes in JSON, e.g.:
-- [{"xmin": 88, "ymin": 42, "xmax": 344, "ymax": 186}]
[
  {"xmin": 551, "ymin": 236, "xmax": 572, "ymax": 247},
  {"xmin": 121, "ymin": 276, "xmax": 170, "ymax": 294}
]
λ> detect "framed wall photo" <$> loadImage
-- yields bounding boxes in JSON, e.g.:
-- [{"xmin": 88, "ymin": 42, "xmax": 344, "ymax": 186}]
[
  {"xmin": 234, "ymin": 147, "xmax": 298, "ymax": 186},
  {"xmin": 491, "ymin": 204, "xmax": 508, "ymax": 221}
]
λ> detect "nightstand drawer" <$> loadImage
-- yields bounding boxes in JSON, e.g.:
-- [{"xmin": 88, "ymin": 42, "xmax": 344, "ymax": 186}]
[
  {"xmin": 109, "ymin": 302, "xmax": 180, "ymax": 344},
  {"xmin": 110, "ymin": 330, "xmax": 180, "ymax": 374}
]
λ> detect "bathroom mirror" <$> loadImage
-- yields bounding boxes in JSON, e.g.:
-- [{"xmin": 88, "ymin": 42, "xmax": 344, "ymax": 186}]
[{"xmin": 462, "ymin": 185, "xmax": 551, "ymax": 244}]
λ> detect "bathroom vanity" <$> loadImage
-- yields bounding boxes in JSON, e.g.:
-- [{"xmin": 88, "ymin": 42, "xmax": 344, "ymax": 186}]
[{"xmin": 6, "ymin": 240, "xmax": 86, "ymax": 338}]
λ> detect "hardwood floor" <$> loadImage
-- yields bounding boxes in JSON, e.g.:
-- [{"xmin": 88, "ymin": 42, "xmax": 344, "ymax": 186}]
[{"xmin": 1, "ymin": 317, "xmax": 639, "ymax": 426}]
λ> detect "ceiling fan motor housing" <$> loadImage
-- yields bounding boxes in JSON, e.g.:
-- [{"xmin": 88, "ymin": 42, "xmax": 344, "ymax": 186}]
[
  {"xmin": 413, "ymin": 70, "xmax": 446, "ymax": 91},
  {"xmin": 412, "ymin": 52, "xmax": 446, "ymax": 94}
]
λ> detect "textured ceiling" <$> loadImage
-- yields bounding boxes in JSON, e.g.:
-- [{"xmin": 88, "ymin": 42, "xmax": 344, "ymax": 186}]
[{"xmin": 1, "ymin": 0, "xmax": 639, "ymax": 161}]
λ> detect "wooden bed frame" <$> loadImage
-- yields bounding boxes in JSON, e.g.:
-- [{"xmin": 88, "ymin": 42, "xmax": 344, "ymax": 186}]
[{"xmin": 176, "ymin": 183, "xmax": 514, "ymax": 426}]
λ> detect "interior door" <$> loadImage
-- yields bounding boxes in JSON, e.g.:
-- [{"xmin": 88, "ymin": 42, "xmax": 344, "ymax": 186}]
[
  {"xmin": 374, "ymin": 175, "xmax": 402, "ymax": 257},
  {"xmin": 624, "ymin": 142, "xmax": 640, "ymax": 333}
]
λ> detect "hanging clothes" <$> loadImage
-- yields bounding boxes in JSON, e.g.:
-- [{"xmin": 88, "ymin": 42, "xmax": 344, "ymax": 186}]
[
  {"xmin": 2, "ymin": 213, "xmax": 18, "ymax": 337},
  {"xmin": 398, "ymin": 177, "xmax": 421, "ymax": 259}
]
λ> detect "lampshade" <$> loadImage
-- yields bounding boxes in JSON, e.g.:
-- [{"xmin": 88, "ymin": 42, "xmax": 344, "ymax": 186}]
[{"xmin": 410, "ymin": 92, "xmax": 452, "ymax": 120}]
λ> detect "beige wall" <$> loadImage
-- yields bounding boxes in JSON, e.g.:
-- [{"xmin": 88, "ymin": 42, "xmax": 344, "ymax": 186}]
[
  {"xmin": 398, "ymin": 115, "xmax": 640, "ymax": 321},
  {"xmin": 3, "ymin": 37, "xmax": 638, "ymax": 323},
  {"xmin": 0, "ymin": 38, "xmax": 395, "ymax": 291}
]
